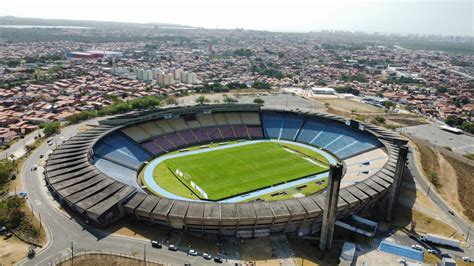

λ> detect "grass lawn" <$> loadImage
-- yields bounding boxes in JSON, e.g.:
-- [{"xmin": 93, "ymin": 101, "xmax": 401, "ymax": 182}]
[
  {"xmin": 246, "ymin": 177, "xmax": 327, "ymax": 201},
  {"xmin": 159, "ymin": 142, "xmax": 328, "ymax": 201},
  {"xmin": 280, "ymin": 142, "xmax": 330, "ymax": 165}
]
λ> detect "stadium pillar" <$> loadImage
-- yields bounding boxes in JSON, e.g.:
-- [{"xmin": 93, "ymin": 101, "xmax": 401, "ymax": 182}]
[
  {"xmin": 386, "ymin": 145, "xmax": 408, "ymax": 222},
  {"xmin": 319, "ymin": 163, "xmax": 343, "ymax": 251}
]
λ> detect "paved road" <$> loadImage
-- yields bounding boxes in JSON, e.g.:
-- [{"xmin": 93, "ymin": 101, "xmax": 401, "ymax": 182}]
[
  {"xmin": 1, "ymin": 129, "xmax": 43, "ymax": 160},
  {"xmin": 18, "ymin": 121, "xmax": 226, "ymax": 265},
  {"xmin": 405, "ymin": 143, "xmax": 474, "ymax": 257}
]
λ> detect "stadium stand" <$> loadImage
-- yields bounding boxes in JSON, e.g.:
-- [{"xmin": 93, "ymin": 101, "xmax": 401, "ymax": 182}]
[
  {"xmin": 206, "ymin": 127, "xmax": 224, "ymax": 140},
  {"xmin": 141, "ymin": 141, "xmax": 166, "ymax": 155},
  {"xmin": 93, "ymin": 132, "xmax": 149, "ymax": 170},
  {"xmin": 225, "ymin": 112, "xmax": 242, "ymax": 124},
  {"xmin": 139, "ymin": 121, "xmax": 164, "ymax": 136},
  {"xmin": 248, "ymin": 126, "xmax": 264, "ymax": 138},
  {"xmin": 218, "ymin": 125, "xmax": 236, "ymax": 139},
  {"xmin": 45, "ymin": 104, "xmax": 405, "ymax": 236},
  {"xmin": 213, "ymin": 113, "xmax": 229, "ymax": 125},
  {"xmin": 155, "ymin": 119, "xmax": 175, "ymax": 134},
  {"xmin": 166, "ymin": 133, "xmax": 187, "ymax": 148},
  {"xmin": 93, "ymin": 157, "xmax": 141, "ymax": 189},
  {"xmin": 262, "ymin": 112, "xmax": 305, "ymax": 141},
  {"xmin": 121, "ymin": 126, "xmax": 151, "ymax": 142},
  {"xmin": 179, "ymin": 130, "xmax": 198, "ymax": 144},
  {"xmin": 168, "ymin": 118, "xmax": 189, "ymax": 131},
  {"xmin": 196, "ymin": 114, "xmax": 217, "ymax": 127},
  {"xmin": 296, "ymin": 118, "xmax": 380, "ymax": 159},
  {"xmin": 240, "ymin": 112, "xmax": 261, "ymax": 125},
  {"xmin": 192, "ymin": 128, "xmax": 211, "ymax": 142},
  {"xmin": 233, "ymin": 125, "xmax": 250, "ymax": 139}
]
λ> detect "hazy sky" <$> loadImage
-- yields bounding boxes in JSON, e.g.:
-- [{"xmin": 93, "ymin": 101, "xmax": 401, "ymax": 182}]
[{"xmin": 1, "ymin": 0, "xmax": 473, "ymax": 36}]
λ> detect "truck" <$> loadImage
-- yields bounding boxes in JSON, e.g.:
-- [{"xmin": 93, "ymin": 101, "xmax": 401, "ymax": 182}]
[{"xmin": 420, "ymin": 233, "xmax": 461, "ymax": 248}]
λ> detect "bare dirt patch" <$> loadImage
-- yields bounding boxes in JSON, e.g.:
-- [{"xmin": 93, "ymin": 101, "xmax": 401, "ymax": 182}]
[
  {"xmin": 443, "ymin": 154, "xmax": 474, "ymax": 221},
  {"xmin": 0, "ymin": 236, "xmax": 29, "ymax": 265},
  {"xmin": 437, "ymin": 154, "xmax": 462, "ymax": 212},
  {"xmin": 393, "ymin": 205, "xmax": 463, "ymax": 241},
  {"xmin": 314, "ymin": 98, "xmax": 384, "ymax": 114}
]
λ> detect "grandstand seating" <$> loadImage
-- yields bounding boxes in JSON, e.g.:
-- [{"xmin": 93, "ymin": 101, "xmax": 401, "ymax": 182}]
[
  {"xmin": 93, "ymin": 132, "xmax": 150, "ymax": 170},
  {"xmin": 166, "ymin": 133, "xmax": 187, "ymax": 148},
  {"xmin": 206, "ymin": 127, "xmax": 223, "ymax": 140},
  {"xmin": 233, "ymin": 125, "xmax": 249, "ymax": 139},
  {"xmin": 225, "ymin": 113, "xmax": 242, "ymax": 124},
  {"xmin": 142, "ymin": 141, "xmax": 165, "ymax": 155},
  {"xmin": 218, "ymin": 126, "xmax": 236, "ymax": 139},
  {"xmin": 118, "ymin": 111, "xmax": 380, "ymax": 159},
  {"xmin": 192, "ymin": 128, "xmax": 211, "ymax": 142},
  {"xmin": 213, "ymin": 113, "xmax": 228, "ymax": 125},
  {"xmin": 240, "ymin": 112, "xmax": 261, "ymax": 125},
  {"xmin": 261, "ymin": 112, "xmax": 305, "ymax": 141},
  {"xmin": 93, "ymin": 156, "xmax": 140, "ymax": 189},
  {"xmin": 139, "ymin": 125, "xmax": 264, "ymax": 156},
  {"xmin": 296, "ymin": 118, "xmax": 380, "ymax": 158},
  {"xmin": 179, "ymin": 130, "xmax": 198, "ymax": 144},
  {"xmin": 121, "ymin": 126, "xmax": 151, "ymax": 142},
  {"xmin": 248, "ymin": 126, "xmax": 264, "ymax": 138}
]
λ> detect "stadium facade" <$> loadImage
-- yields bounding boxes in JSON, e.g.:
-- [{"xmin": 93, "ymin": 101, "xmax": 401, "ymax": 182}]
[{"xmin": 44, "ymin": 104, "xmax": 407, "ymax": 238}]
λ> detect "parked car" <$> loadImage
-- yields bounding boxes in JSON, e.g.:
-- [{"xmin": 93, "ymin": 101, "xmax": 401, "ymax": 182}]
[
  {"xmin": 202, "ymin": 253, "xmax": 212, "ymax": 260},
  {"xmin": 441, "ymin": 253, "xmax": 453, "ymax": 258},
  {"xmin": 168, "ymin": 245, "xmax": 178, "ymax": 251},
  {"xmin": 214, "ymin": 256, "xmax": 223, "ymax": 263},
  {"xmin": 39, "ymin": 154, "xmax": 44, "ymax": 159},
  {"xmin": 448, "ymin": 210, "xmax": 455, "ymax": 216},
  {"xmin": 427, "ymin": 249, "xmax": 438, "ymax": 254},
  {"xmin": 411, "ymin": 244, "xmax": 423, "ymax": 251},
  {"xmin": 188, "ymin": 249, "xmax": 198, "ymax": 256},
  {"xmin": 462, "ymin": 256, "xmax": 472, "ymax": 262},
  {"xmin": 151, "ymin": 241, "xmax": 162, "ymax": 248},
  {"xmin": 28, "ymin": 246, "xmax": 36, "ymax": 258}
]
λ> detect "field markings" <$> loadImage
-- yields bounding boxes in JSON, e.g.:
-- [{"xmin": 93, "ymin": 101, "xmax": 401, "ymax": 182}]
[
  {"xmin": 303, "ymin": 157, "xmax": 329, "ymax": 169},
  {"xmin": 142, "ymin": 139, "xmax": 336, "ymax": 202}
]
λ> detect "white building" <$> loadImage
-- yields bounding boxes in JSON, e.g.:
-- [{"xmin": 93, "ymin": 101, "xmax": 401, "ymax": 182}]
[{"xmin": 311, "ymin": 87, "xmax": 335, "ymax": 95}]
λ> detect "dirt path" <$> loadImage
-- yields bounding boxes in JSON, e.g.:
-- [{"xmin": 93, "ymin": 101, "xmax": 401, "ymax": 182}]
[{"xmin": 437, "ymin": 152, "xmax": 463, "ymax": 212}]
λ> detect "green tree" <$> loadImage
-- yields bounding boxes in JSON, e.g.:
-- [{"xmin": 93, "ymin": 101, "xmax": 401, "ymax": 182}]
[
  {"xmin": 42, "ymin": 121, "xmax": 61, "ymax": 136},
  {"xmin": 445, "ymin": 115, "xmax": 464, "ymax": 127},
  {"xmin": 0, "ymin": 159, "xmax": 16, "ymax": 186},
  {"xmin": 460, "ymin": 122, "xmax": 474, "ymax": 134},
  {"xmin": 253, "ymin": 98, "xmax": 265, "ymax": 105},
  {"xmin": 223, "ymin": 96, "xmax": 238, "ymax": 104},
  {"xmin": 195, "ymin": 95, "xmax": 210, "ymax": 105},
  {"xmin": 165, "ymin": 96, "xmax": 178, "ymax": 105}
]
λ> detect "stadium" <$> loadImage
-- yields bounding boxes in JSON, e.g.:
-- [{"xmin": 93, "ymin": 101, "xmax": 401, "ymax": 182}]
[{"xmin": 44, "ymin": 104, "xmax": 407, "ymax": 238}]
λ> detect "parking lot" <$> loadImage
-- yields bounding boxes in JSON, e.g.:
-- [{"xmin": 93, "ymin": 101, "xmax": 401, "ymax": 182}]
[{"xmin": 400, "ymin": 124, "xmax": 474, "ymax": 155}]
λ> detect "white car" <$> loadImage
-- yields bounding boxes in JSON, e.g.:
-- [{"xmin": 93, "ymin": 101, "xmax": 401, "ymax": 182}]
[
  {"xmin": 202, "ymin": 252, "xmax": 212, "ymax": 259},
  {"xmin": 411, "ymin": 245, "xmax": 423, "ymax": 251},
  {"xmin": 462, "ymin": 256, "xmax": 471, "ymax": 262},
  {"xmin": 188, "ymin": 249, "xmax": 198, "ymax": 256}
]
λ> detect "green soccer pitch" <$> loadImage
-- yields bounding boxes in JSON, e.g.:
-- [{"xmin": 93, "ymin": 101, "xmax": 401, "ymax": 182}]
[{"xmin": 154, "ymin": 142, "xmax": 330, "ymax": 201}]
